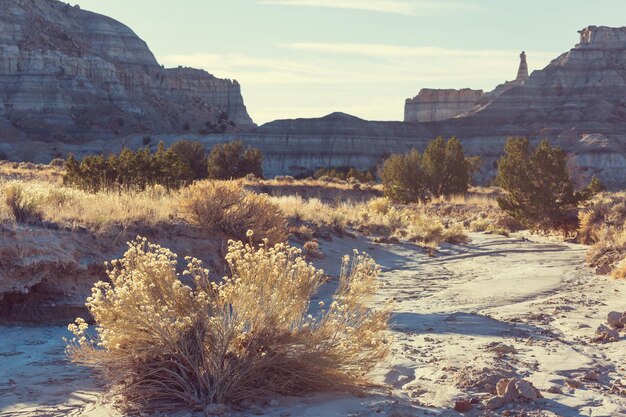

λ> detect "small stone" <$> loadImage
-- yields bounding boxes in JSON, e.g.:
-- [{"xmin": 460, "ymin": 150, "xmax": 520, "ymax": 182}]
[
  {"xmin": 268, "ymin": 399, "xmax": 280, "ymax": 407},
  {"xmin": 582, "ymin": 371, "xmax": 599, "ymax": 381},
  {"xmin": 566, "ymin": 379, "xmax": 581, "ymax": 389},
  {"xmin": 514, "ymin": 379, "xmax": 542, "ymax": 400},
  {"xmin": 547, "ymin": 386, "xmax": 563, "ymax": 394},
  {"xmin": 204, "ymin": 403, "xmax": 227, "ymax": 416},
  {"xmin": 484, "ymin": 396, "xmax": 506, "ymax": 410},
  {"xmin": 607, "ymin": 311, "xmax": 624, "ymax": 329},
  {"xmin": 453, "ymin": 400, "xmax": 472, "ymax": 412}
]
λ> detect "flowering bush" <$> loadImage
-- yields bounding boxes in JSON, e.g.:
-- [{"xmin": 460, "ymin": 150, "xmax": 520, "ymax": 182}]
[{"xmin": 67, "ymin": 235, "xmax": 389, "ymax": 413}]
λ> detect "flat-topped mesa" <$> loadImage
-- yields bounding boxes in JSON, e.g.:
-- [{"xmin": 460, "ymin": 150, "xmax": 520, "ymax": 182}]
[
  {"xmin": 577, "ymin": 25, "xmax": 626, "ymax": 49},
  {"xmin": 404, "ymin": 88, "xmax": 484, "ymax": 123}
]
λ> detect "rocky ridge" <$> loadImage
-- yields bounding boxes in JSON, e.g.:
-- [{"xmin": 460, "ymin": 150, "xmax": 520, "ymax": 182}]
[{"xmin": 0, "ymin": 0, "xmax": 254, "ymax": 146}]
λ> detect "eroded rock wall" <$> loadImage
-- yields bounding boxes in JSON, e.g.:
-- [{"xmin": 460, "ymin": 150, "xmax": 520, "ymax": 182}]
[
  {"xmin": 0, "ymin": 0, "xmax": 254, "ymax": 143},
  {"xmin": 404, "ymin": 88, "xmax": 484, "ymax": 123}
]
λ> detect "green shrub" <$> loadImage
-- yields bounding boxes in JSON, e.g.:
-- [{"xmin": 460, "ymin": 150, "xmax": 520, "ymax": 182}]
[
  {"xmin": 379, "ymin": 149, "xmax": 427, "ymax": 204},
  {"xmin": 63, "ymin": 143, "xmax": 193, "ymax": 192},
  {"xmin": 207, "ymin": 140, "xmax": 263, "ymax": 180},
  {"xmin": 496, "ymin": 137, "xmax": 600, "ymax": 231},
  {"xmin": 421, "ymin": 137, "xmax": 470, "ymax": 197},
  {"xmin": 169, "ymin": 140, "xmax": 207, "ymax": 180}
]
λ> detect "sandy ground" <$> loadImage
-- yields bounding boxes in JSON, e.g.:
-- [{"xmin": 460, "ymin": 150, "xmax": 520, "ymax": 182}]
[{"xmin": 1, "ymin": 232, "xmax": 625, "ymax": 416}]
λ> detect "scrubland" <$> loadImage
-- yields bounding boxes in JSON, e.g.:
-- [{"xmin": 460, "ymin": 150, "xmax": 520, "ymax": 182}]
[{"xmin": 2, "ymin": 161, "xmax": 626, "ymax": 417}]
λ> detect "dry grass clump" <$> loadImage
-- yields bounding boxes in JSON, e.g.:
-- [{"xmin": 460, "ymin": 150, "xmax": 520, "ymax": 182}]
[
  {"xmin": 303, "ymin": 240, "xmax": 323, "ymax": 259},
  {"xmin": 579, "ymin": 194, "xmax": 626, "ymax": 277},
  {"xmin": 67, "ymin": 236, "xmax": 389, "ymax": 413},
  {"xmin": 180, "ymin": 181, "xmax": 287, "ymax": 245},
  {"xmin": 406, "ymin": 214, "xmax": 468, "ymax": 246},
  {"xmin": 3, "ymin": 182, "xmax": 44, "ymax": 223}
]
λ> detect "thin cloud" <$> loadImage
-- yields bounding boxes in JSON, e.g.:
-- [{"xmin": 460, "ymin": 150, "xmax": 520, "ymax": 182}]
[{"xmin": 256, "ymin": 0, "xmax": 483, "ymax": 16}]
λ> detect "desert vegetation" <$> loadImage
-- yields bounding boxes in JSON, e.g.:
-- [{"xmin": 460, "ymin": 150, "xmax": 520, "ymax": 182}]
[
  {"xmin": 578, "ymin": 193, "xmax": 626, "ymax": 278},
  {"xmin": 496, "ymin": 137, "xmax": 602, "ymax": 232},
  {"xmin": 66, "ymin": 236, "xmax": 389, "ymax": 412},
  {"xmin": 62, "ymin": 140, "xmax": 263, "ymax": 192},
  {"xmin": 379, "ymin": 137, "xmax": 475, "ymax": 203}
]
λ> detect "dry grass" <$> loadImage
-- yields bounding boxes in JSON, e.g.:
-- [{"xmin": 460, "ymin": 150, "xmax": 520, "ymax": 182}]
[
  {"xmin": 0, "ymin": 180, "xmax": 177, "ymax": 230},
  {"xmin": 579, "ymin": 193, "xmax": 626, "ymax": 278},
  {"xmin": 271, "ymin": 194, "xmax": 470, "ymax": 247},
  {"xmin": 67, "ymin": 236, "xmax": 389, "ymax": 413},
  {"xmin": 180, "ymin": 181, "xmax": 287, "ymax": 245}
]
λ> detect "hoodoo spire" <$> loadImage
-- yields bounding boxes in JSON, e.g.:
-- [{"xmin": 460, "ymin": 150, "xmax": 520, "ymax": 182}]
[{"xmin": 516, "ymin": 51, "xmax": 529, "ymax": 81}]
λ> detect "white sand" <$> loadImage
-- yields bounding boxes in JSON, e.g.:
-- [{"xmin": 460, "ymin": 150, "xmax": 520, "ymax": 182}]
[{"xmin": 2, "ymin": 233, "xmax": 625, "ymax": 416}]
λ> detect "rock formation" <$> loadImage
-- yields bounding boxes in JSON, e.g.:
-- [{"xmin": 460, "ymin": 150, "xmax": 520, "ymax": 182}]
[
  {"xmin": 0, "ymin": 0, "xmax": 254, "ymax": 146},
  {"xmin": 516, "ymin": 51, "xmax": 529, "ymax": 81},
  {"xmin": 227, "ymin": 26, "xmax": 626, "ymax": 188},
  {"xmin": 404, "ymin": 89, "xmax": 484, "ymax": 123}
]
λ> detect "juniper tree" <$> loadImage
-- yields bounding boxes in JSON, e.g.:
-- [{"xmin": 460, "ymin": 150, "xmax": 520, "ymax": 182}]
[{"xmin": 496, "ymin": 137, "xmax": 601, "ymax": 231}]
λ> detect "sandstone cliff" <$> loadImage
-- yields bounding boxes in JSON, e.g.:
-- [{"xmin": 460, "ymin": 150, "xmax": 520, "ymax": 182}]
[
  {"xmin": 404, "ymin": 88, "xmax": 484, "ymax": 123},
  {"xmin": 0, "ymin": 0, "xmax": 254, "ymax": 145}
]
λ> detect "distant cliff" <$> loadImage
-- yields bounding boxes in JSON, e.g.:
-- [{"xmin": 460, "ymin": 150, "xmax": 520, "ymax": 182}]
[
  {"xmin": 0, "ymin": 0, "xmax": 254, "ymax": 145},
  {"xmin": 404, "ymin": 89, "xmax": 484, "ymax": 123}
]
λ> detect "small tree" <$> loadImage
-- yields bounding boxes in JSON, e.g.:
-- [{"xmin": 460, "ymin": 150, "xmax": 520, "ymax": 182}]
[
  {"xmin": 169, "ymin": 140, "xmax": 207, "ymax": 180},
  {"xmin": 207, "ymin": 140, "xmax": 263, "ymax": 180},
  {"xmin": 496, "ymin": 137, "xmax": 600, "ymax": 231},
  {"xmin": 422, "ymin": 136, "xmax": 470, "ymax": 196},
  {"xmin": 379, "ymin": 149, "xmax": 427, "ymax": 204}
]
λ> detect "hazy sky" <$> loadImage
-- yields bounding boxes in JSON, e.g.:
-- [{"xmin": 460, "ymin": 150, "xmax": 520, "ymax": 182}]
[{"xmin": 75, "ymin": 0, "xmax": 626, "ymax": 124}]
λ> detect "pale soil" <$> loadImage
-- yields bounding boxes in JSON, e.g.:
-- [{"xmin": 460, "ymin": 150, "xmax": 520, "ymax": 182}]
[{"xmin": 1, "ymin": 233, "xmax": 625, "ymax": 417}]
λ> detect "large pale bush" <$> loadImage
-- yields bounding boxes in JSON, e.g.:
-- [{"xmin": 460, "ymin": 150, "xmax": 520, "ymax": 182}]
[
  {"xmin": 179, "ymin": 181, "xmax": 287, "ymax": 245},
  {"xmin": 67, "ymin": 236, "xmax": 389, "ymax": 413}
]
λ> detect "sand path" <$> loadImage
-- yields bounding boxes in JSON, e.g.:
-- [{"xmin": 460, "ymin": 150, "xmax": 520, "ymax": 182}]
[{"xmin": 1, "ymin": 233, "xmax": 625, "ymax": 416}]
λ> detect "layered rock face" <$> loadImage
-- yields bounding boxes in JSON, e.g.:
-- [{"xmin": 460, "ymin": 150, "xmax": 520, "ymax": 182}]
[
  {"xmin": 404, "ymin": 88, "xmax": 484, "ymax": 123},
  {"xmin": 0, "ymin": 0, "xmax": 254, "ymax": 144},
  {"xmin": 233, "ymin": 26, "xmax": 626, "ymax": 188}
]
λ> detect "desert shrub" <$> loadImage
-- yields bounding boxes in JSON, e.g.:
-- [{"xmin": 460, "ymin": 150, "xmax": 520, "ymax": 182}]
[
  {"xmin": 4, "ymin": 182, "xmax": 43, "ymax": 223},
  {"xmin": 444, "ymin": 222, "xmax": 470, "ymax": 244},
  {"xmin": 169, "ymin": 140, "xmax": 208, "ymax": 180},
  {"xmin": 313, "ymin": 167, "xmax": 374, "ymax": 183},
  {"xmin": 580, "ymin": 195, "xmax": 626, "ymax": 276},
  {"xmin": 179, "ymin": 181, "xmax": 287, "ymax": 245},
  {"xmin": 379, "ymin": 149, "xmax": 427, "ymax": 204},
  {"xmin": 407, "ymin": 214, "xmax": 467, "ymax": 246},
  {"xmin": 63, "ymin": 143, "xmax": 193, "ymax": 192},
  {"xmin": 578, "ymin": 194, "xmax": 626, "ymax": 244},
  {"xmin": 368, "ymin": 197, "xmax": 392, "ymax": 215},
  {"xmin": 67, "ymin": 237, "xmax": 389, "ymax": 413},
  {"xmin": 422, "ymin": 137, "xmax": 471, "ymax": 197},
  {"xmin": 303, "ymin": 240, "xmax": 323, "ymax": 259},
  {"xmin": 469, "ymin": 218, "xmax": 490, "ymax": 232},
  {"xmin": 380, "ymin": 138, "xmax": 472, "ymax": 203},
  {"xmin": 496, "ymin": 137, "xmax": 601, "ymax": 231},
  {"xmin": 207, "ymin": 140, "xmax": 263, "ymax": 180}
]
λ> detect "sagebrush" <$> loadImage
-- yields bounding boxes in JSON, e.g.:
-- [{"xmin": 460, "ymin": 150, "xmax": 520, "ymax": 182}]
[
  {"xmin": 67, "ymin": 236, "xmax": 389, "ymax": 412},
  {"xmin": 180, "ymin": 180, "xmax": 287, "ymax": 245}
]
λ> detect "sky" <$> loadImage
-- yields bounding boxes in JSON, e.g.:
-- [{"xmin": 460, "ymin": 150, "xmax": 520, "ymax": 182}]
[{"xmin": 75, "ymin": 0, "xmax": 626, "ymax": 124}]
